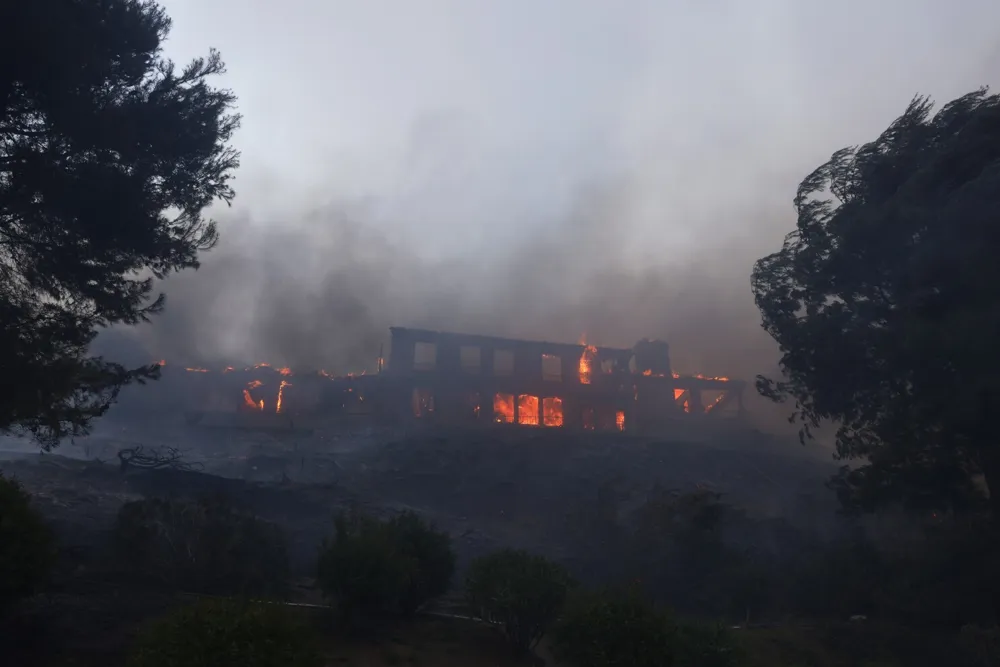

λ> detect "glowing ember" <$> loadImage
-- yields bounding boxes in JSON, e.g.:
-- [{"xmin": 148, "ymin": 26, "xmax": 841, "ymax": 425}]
[
  {"xmin": 615, "ymin": 410, "xmax": 625, "ymax": 431},
  {"xmin": 223, "ymin": 366, "xmax": 235, "ymax": 373},
  {"xmin": 277, "ymin": 367, "xmax": 293, "ymax": 376},
  {"xmin": 517, "ymin": 395, "xmax": 540, "ymax": 426},
  {"xmin": 542, "ymin": 397, "xmax": 563, "ymax": 427},
  {"xmin": 673, "ymin": 388, "xmax": 686, "ymax": 400},
  {"xmin": 412, "ymin": 388, "xmax": 434, "ymax": 417},
  {"xmin": 493, "ymin": 393, "xmax": 515, "ymax": 423},
  {"xmin": 705, "ymin": 393, "xmax": 726, "ymax": 413},
  {"xmin": 578, "ymin": 345, "xmax": 597, "ymax": 384},
  {"xmin": 466, "ymin": 392, "xmax": 481, "ymax": 418},
  {"xmin": 276, "ymin": 380, "xmax": 292, "ymax": 413},
  {"xmin": 156, "ymin": 360, "xmax": 165, "ymax": 366}
]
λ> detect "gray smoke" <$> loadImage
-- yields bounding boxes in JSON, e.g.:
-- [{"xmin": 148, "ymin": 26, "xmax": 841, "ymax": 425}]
[{"xmin": 94, "ymin": 172, "xmax": 796, "ymax": 431}]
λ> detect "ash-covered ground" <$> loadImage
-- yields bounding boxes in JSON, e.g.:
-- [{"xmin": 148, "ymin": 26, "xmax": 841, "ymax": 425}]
[{"xmin": 0, "ymin": 411, "xmax": 840, "ymax": 586}]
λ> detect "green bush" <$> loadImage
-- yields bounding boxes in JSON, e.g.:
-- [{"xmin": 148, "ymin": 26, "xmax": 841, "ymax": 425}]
[
  {"xmin": 465, "ymin": 548, "xmax": 574, "ymax": 654},
  {"xmin": 127, "ymin": 598, "xmax": 321, "ymax": 667},
  {"xmin": 112, "ymin": 496, "xmax": 289, "ymax": 597},
  {"xmin": 316, "ymin": 509, "xmax": 454, "ymax": 620},
  {"xmin": 0, "ymin": 473, "xmax": 55, "ymax": 613},
  {"xmin": 549, "ymin": 587, "xmax": 676, "ymax": 667}
]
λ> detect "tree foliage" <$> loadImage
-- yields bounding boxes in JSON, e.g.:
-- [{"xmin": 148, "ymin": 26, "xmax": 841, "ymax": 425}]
[
  {"xmin": 127, "ymin": 598, "xmax": 322, "ymax": 667},
  {"xmin": 752, "ymin": 88, "xmax": 1000, "ymax": 516},
  {"xmin": 549, "ymin": 587, "xmax": 677, "ymax": 667},
  {"xmin": 0, "ymin": 0, "xmax": 240, "ymax": 448},
  {"xmin": 465, "ymin": 548, "xmax": 574, "ymax": 654},
  {"xmin": 315, "ymin": 509, "xmax": 455, "ymax": 622},
  {"xmin": 0, "ymin": 473, "xmax": 55, "ymax": 612},
  {"xmin": 112, "ymin": 496, "xmax": 290, "ymax": 598}
]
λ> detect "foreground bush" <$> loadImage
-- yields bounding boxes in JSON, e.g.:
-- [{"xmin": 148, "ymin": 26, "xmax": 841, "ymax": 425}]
[
  {"xmin": 961, "ymin": 624, "xmax": 1000, "ymax": 667},
  {"xmin": 549, "ymin": 588, "xmax": 676, "ymax": 667},
  {"xmin": 112, "ymin": 496, "xmax": 289, "ymax": 597},
  {"xmin": 389, "ymin": 510, "xmax": 456, "ymax": 614},
  {"xmin": 316, "ymin": 509, "xmax": 454, "ymax": 620},
  {"xmin": 674, "ymin": 621, "xmax": 746, "ymax": 667},
  {"xmin": 0, "ymin": 474, "xmax": 55, "ymax": 613},
  {"xmin": 465, "ymin": 548, "xmax": 574, "ymax": 654},
  {"xmin": 127, "ymin": 598, "xmax": 321, "ymax": 667}
]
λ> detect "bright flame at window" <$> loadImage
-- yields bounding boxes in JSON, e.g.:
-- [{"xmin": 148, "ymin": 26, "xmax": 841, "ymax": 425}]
[
  {"xmin": 494, "ymin": 393, "xmax": 515, "ymax": 423},
  {"xmin": 518, "ymin": 394, "xmax": 540, "ymax": 426},
  {"xmin": 578, "ymin": 345, "xmax": 597, "ymax": 384},
  {"xmin": 542, "ymin": 397, "xmax": 564, "ymax": 426}
]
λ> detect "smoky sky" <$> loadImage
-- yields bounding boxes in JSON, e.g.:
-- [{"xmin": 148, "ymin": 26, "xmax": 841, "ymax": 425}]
[{"xmin": 96, "ymin": 0, "xmax": 1000, "ymax": 429}]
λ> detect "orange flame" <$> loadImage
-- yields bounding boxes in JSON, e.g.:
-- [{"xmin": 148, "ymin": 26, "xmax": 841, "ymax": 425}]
[
  {"xmin": 705, "ymin": 393, "xmax": 726, "ymax": 413},
  {"xmin": 542, "ymin": 397, "xmax": 564, "ymax": 427},
  {"xmin": 243, "ymin": 379, "xmax": 264, "ymax": 411},
  {"xmin": 615, "ymin": 410, "xmax": 625, "ymax": 431},
  {"xmin": 517, "ymin": 395, "xmax": 540, "ymax": 426},
  {"xmin": 578, "ymin": 345, "xmax": 597, "ymax": 384},
  {"xmin": 277, "ymin": 367, "xmax": 293, "ymax": 376},
  {"xmin": 276, "ymin": 380, "xmax": 292, "ymax": 413},
  {"xmin": 493, "ymin": 393, "xmax": 515, "ymax": 423}
]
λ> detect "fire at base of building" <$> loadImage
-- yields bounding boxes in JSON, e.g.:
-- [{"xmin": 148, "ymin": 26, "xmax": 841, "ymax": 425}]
[
  {"xmin": 154, "ymin": 327, "xmax": 746, "ymax": 436},
  {"xmin": 381, "ymin": 327, "xmax": 745, "ymax": 435}
]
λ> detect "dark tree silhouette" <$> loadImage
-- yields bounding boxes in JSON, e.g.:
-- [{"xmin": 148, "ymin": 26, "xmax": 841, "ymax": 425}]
[
  {"xmin": 752, "ymin": 88, "xmax": 1000, "ymax": 519},
  {"xmin": 0, "ymin": 0, "xmax": 240, "ymax": 448}
]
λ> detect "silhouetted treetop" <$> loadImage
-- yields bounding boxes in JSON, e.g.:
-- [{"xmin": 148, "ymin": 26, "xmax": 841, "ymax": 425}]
[
  {"xmin": 752, "ymin": 88, "xmax": 1000, "ymax": 516},
  {"xmin": 0, "ymin": 0, "xmax": 240, "ymax": 447}
]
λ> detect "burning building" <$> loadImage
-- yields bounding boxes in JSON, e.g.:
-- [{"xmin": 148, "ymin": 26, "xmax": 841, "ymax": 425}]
[
  {"xmin": 144, "ymin": 327, "xmax": 745, "ymax": 436},
  {"xmin": 380, "ymin": 327, "xmax": 745, "ymax": 434}
]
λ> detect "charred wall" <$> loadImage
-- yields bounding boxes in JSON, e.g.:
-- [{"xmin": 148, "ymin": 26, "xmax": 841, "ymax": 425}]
[{"xmin": 384, "ymin": 327, "xmax": 745, "ymax": 435}]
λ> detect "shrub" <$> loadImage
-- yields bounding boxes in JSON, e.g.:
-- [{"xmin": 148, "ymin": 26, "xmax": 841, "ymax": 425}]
[
  {"xmin": 465, "ymin": 548, "xmax": 574, "ymax": 654},
  {"xmin": 388, "ymin": 510, "xmax": 456, "ymax": 614},
  {"xmin": 0, "ymin": 473, "xmax": 55, "ymax": 613},
  {"xmin": 316, "ymin": 509, "xmax": 455, "ymax": 621},
  {"xmin": 674, "ymin": 621, "xmax": 746, "ymax": 667},
  {"xmin": 961, "ymin": 624, "xmax": 1000, "ymax": 667},
  {"xmin": 112, "ymin": 495, "xmax": 289, "ymax": 597},
  {"xmin": 127, "ymin": 598, "xmax": 321, "ymax": 667},
  {"xmin": 549, "ymin": 587, "xmax": 675, "ymax": 667}
]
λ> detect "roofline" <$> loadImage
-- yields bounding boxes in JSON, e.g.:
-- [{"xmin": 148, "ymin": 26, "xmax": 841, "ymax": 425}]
[{"xmin": 388, "ymin": 326, "xmax": 632, "ymax": 354}]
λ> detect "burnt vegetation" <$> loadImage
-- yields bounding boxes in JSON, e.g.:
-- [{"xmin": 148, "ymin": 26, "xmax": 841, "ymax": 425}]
[{"xmin": 1, "ymin": 1, "xmax": 1000, "ymax": 666}]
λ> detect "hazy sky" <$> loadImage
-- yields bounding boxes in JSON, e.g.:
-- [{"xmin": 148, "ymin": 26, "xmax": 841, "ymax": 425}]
[
  {"xmin": 157, "ymin": 0, "xmax": 998, "ymax": 256},
  {"xmin": 111, "ymin": 0, "xmax": 1000, "ymax": 409}
]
